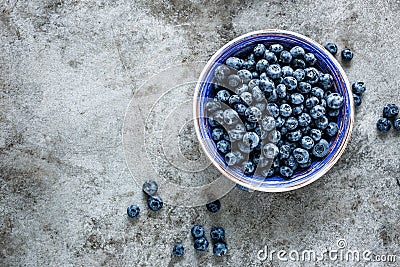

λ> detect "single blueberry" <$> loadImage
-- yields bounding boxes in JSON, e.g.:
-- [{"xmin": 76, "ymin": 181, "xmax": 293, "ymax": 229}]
[
  {"xmin": 228, "ymin": 94, "xmax": 241, "ymax": 106},
  {"xmin": 281, "ymin": 66, "xmax": 294, "ymax": 77},
  {"xmin": 210, "ymin": 226, "xmax": 225, "ymax": 242},
  {"xmin": 293, "ymin": 148, "xmax": 310, "ymax": 164},
  {"xmin": 319, "ymin": 73, "xmax": 333, "ymax": 90},
  {"xmin": 280, "ymin": 50, "xmax": 292, "ymax": 64},
  {"xmin": 242, "ymin": 161, "xmax": 256, "ymax": 175},
  {"xmin": 267, "ymin": 64, "xmax": 282, "ymax": 79},
  {"xmin": 206, "ymin": 200, "xmax": 221, "ymax": 213},
  {"xmin": 383, "ymin": 104, "xmax": 399, "ymax": 118},
  {"xmin": 275, "ymin": 116, "xmax": 286, "ymax": 128},
  {"xmin": 261, "ymin": 116, "xmax": 276, "ymax": 131},
  {"xmin": 291, "ymin": 59, "xmax": 306, "ymax": 69},
  {"xmin": 292, "ymin": 104, "xmax": 304, "ymax": 116},
  {"xmin": 208, "ymin": 118, "xmax": 220, "ymax": 128},
  {"xmin": 301, "ymin": 136, "xmax": 315, "ymax": 150},
  {"xmin": 327, "ymin": 108, "xmax": 341, "ymax": 117},
  {"xmin": 310, "ymin": 129, "xmax": 322, "ymax": 141},
  {"xmin": 279, "ymin": 144, "xmax": 291, "ymax": 159},
  {"xmin": 298, "ymin": 82, "xmax": 312, "ymax": 94},
  {"xmin": 254, "ymin": 43, "xmax": 266, "ymax": 57},
  {"xmin": 287, "ymin": 130, "xmax": 302, "ymax": 142},
  {"xmin": 280, "ymin": 166, "xmax": 293, "ymax": 178},
  {"xmin": 315, "ymin": 116, "xmax": 329, "ymax": 130},
  {"xmin": 240, "ymin": 92, "xmax": 253, "ymax": 106},
  {"xmin": 299, "ymin": 158, "xmax": 312, "ymax": 169},
  {"xmin": 304, "ymin": 53, "xmax": 317, "ymax": 65},
  {"xmin": 352, "ymin": 81, "xmax": 366, "ymax": 95},
  {"xmin": 298, "ymin": 113, "xmax": 312, "ymax": 127},
  {"xmin": 147, "ymin": 195, "xmax": 163, "ymax": 211},
  {"xmin": 263, "ymin": 143, "xmax": 279, "ymax": 159},
  {"xmin": 245, "ymin": 106, "xmax": 262, "ymax": 122},
  {"xmin": 213, "ymin": 242, "xmax": 228, "ymax": 257},
  {"xmin": 305, "ymin": 96, "xmax": 320, "ymax": 109},
  {"xmin": 267, "ymin": 103, "xmax": 280, "ymax": 118},
  {"xmin": 326, "ymin": 122, "xmax": 339, "ymax": 137},
  {"xmin": 264, "ymin": 51, "xmax": 278, "ymax": 63},
  {"xmin": 248, "ymin": 79, "xmax": 260, "ymax": 89},
  {"xmin": 206, "ymin": 99, "xmax": 222, "ymax": 113},
  {"xmin": 269, "ymin": 44, "xmax": 284, "ymax": 54},
  {"xmin": 234, "ymin": 103, "xmax": 247, "ymax": 116},
  {"xmin": 293, "ymin": 68, "xmax": 305, "ymax": 81},
  {"xmin": 285, "ymin": 117, "xmax": 299, "ymax": 131},
  {"xmin": 256, "ymin": 59, "xmax": 269, "ymax": 73},
  {"xmin": 217, "ymin": 139, "xmax": 231, "ymax": 154},
  {"xmin": 280, "ymin": 104, "xmax": 293, "ymax": 117},
  {"xmin": 393, "ymin": 118, "xmax": 400, "ymax": 130},
  {"xmin": 341, "ymin": 48, "xmax": 353, "ymax": 61},
  {"xmin": 326, "ymin": 93, "xmax": 344, "ymax": 109},
  {"xmin": 244, "ymin": 121, "xmax": 257, "ymax": 131},
  {"xmin": 311, "ymin": 87, "xmax": 324, "ymax": 99},
  {"xmin": 225, "ymin": 152, "xmax": 238, "ymax": 166},
  {"xmin": 212, "ymin": 127, "xmax": 224, "ymax": 141},
  {"xmin": 216, "ymin": 89, "xmax": 231, "ymax": 103},
  {"xmin": 353, "ymin": 94, "xmax": 362, "ymax": 108},
  {"xmin": 237, "ymin": 69, "xmax": 252, "ymax": 83},
  {"xmin": 194, "ymin": 237, "xmax": 209, "ymax": 251},
  {"xmin": 324, "ymin": 42, "xmax": 338, "ymax": 55},
  {"xmin": 127, "ymin": 205, "xmax": 140, "ymax": 218},
  {"xmin": 259, "ymin": 78, "xmax": 275, "ymax": 93},
  {"xmin": 268, "ymin": 130, "xmax": 281, "ymax": 143},
  {"xmin": 312, "ymin": 139, "xmax": 330, "ymax": 158},
  {"xmin": 276, "ymin": 84, "xmax": 287, "ymax": 99},
  {"xmin": 252, "ymin": 72, "xmax": 259, "ymax": 79},
  {"xmin": 191, "ymin": 225, "xmax": 205, "ymax": 238},
  {"xmin": 243, "ymin": 132, "xmax": 260, "ymax": 149},
  {"xmin": 290, "ymin": 46, "xmax": 305, "ymax": 58},
  {"xmin": 227, "ymin": 74, "xmax": 241, "ymax": 88},
  {"xmin": 304, "ymin": 67, "xmax": 319, "ymax": 84},
  {"xmin": 235, "ymin": 83, "xmax": 249, "ymax": 95},
  {"xmin": 310, "ymin": 105, "xmax": 326, "ymax": 119},
  {"xmin": 225, "ymin": 57, "xmax": 243, "ymax": 70},
  {"xmin": 376, "ymin": 118, "xmax": 392, "ymax": 133},
  {"xmin": 173, "ymin": 244, "xmax": 185, "ymax": 257},
  {"xmin": 214, "ymin": 65, "xmax": 231, "ymax": 82},
  {"xmin": 283, "ymin": 76, "xmax": 298, "ymax": 91},
  {"xmin": 280, "ymin": 126, "xmax": 288, "ymax": 135},
  {"xmin": 290, "ymin": 93, "xmax": 305, "ymax": 105},
  {"xmin": 223, "ymin": 109, "xmax": 240, "ymax": 125},
  {"xmin": 142, "ymin": 180, "xmax": 158, "ymax": 196}
]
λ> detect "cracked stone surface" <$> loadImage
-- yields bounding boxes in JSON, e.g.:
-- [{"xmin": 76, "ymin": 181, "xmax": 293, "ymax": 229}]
[{"xmin": 1, "ymin": 0, "xmax": 399, "ymax": 266}]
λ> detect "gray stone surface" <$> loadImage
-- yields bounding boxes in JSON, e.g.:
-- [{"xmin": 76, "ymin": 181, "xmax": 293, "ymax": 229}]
[{"xmin": 1, "ymin": 0, "xmax": 400, "ymax": 266}]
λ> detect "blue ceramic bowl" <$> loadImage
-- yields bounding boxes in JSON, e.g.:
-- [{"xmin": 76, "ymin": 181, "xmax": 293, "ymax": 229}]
[{"xmin": 193, "ymin": 30, "xmax": 354, "ymax": 192}]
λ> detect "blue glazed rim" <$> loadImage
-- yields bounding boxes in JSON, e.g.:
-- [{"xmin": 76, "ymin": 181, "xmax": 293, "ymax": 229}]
[{"xmin": 193, "ymin": 30, "xmax": 354, "ymax": 192}]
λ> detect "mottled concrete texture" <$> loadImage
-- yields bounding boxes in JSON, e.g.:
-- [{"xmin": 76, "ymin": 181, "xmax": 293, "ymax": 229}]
[{"xmin": 1, "ymin": 0, "xmax": 400, "ymax": 266}]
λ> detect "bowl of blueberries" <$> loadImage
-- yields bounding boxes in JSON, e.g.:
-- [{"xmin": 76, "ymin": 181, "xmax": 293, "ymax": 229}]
[{"xmin": 193, "ymin": 29, "xmax": 354, "ymax": 192}]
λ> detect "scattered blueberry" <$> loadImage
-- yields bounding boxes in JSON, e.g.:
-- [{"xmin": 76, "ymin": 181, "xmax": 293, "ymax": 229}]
[
  {"xmin": 210, "ymin": 226, "xmax": 225, "ymax": 242},
  {"xmin": 324, "ymin": 42, "xmax": 338, "ymax": 55},
  {"xmin": 191, "ymin": 225, "xmax": 205, "ymax": 239},
  {"xmin": 127, "ymin": 205, "xmax": 140, "ymax": 218},
  {"xmin": 194, "ymin": 237, "xmax": 209, "ymax": 251},
  {"xmin": 213, "ymin": 242, "xmax": 228, "ymax": 257},
  {"xmin": 393, "ymin": 118, "xmax": 400, "ymax": 130},
  {"xmin": 353, "ymin": 94, "xmax": 362, "ymax": 108},
  {"xmin": 341, "ymin": 48, "xmax": 353, "ymax": 61},
  {"xmin": 206, "ymin": 200, "xmax": 221, "ymax": 213},
  {"xmin": 352, "ymin": 81, "xmax": 366, "ymax": 95},
  {"xmin": 142, "ymin": 180, "xmax": 158, "ymax": 196},
  {"xmin": 376, "ymin": 118, "xmax": 392, "ymax": 133},
  {"xmin": 147, "ymin": 195, "xmax": 163, "ymax": 211},
  {"xmin": 173, "ymin": 244, "xmax": 185, "ymax": 257},
  {"xmin": 383, "ymin": 104, "xmax": 399, "ymax": 118}
]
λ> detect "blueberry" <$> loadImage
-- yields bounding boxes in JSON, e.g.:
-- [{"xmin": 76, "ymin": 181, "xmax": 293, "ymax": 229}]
[
  {"xmin": 194, "ymin": 237, "xmax": 209, "ymax": 251},
  {"xmin": 394, "ymin": 118, "xmax": 400, "ymax": 130},
  {"xmin": 237, "ymin": 69, "xmax": 252, "ymax": 83},
  {"xmin": 267, "ymin": 89, "xmax": 278, "ymax": 102},
  {"xmin": 341, "ymin": 48, "xmax": 353, "ymax": 61},
  {"xmin": 275, "ymin": 116, "xmax": 286, "ymax": 128},
  {"xmin": 276, "ymin": 84, "xmax": 287, "ymax": 99},
  {"xmin": 225, "ymin": 57, "xmax": 243, "ymax": 70},
  {"xmin": 304, "ymin": 53, "xmax": 317, "ymax": 65},
  {"xmin": 236, "ymin": 184, "xmax": 250, "ymax": 191},
  {"xmin": 240, "ymin": 92, "xmax": 253, "ymax": 106},
  {"xmin": 206, "ymin": 99, "xmax": 222, "ymax": 113},
  {"xmin": 243, "ymin": 60, "xmax": 256, "ymax": 71},
  {"xmin": 312, "ymin": 139, "xmax": 330, "ymax": 158},
  {"xmin": 280, "ymin": 127, "xmax": 288, "ymax": 135},
  {"xmin": 214, "ymin": 65, "xmax": 231, "ymax": 82},
  {"xmin": 264, "ymin": 51, "xmax": 278, "ymax": 63},
  {"xmin": 261, "ymin": 116, "xmax": 276, "ymax": 131},
  {"xmin": 254, "ymin": 44, "xmax": 266, "ymax": 57},
  {"xmin": 252, "ymin": 72, "xmax": 259, "ymax": 79},
  {"xmin": 280, "ymin": 104, "xmax": 293, "ymax": 117},
  {"xmin": 147, "ymin": 195, "xmax": 163, "ymax": 211},
  {"xmin": 304, "ymin": 67, "xmax": 319, "ymax": 84},
  {"xmin": 327, "ymin": 108, "xmax": 341, "ymax": 117},
  {"xmin": 326, "ymin": 93, "xmax": 344, "ymax": 109},
  {"xmin": 299, "ymin": 158, "xmax": 312, "ymax": 169},
  {"xmin": 127, "ymin": 205, "xmax": 140, "ymax": 218},
  {"xmin": 293, "ymin": 69, "xmax": 306, "ymax": 82},
  {"xmin": 212, "ymin": 127, "xmax": 224, "ymax": 141},
  {"xmin": 206, "ymin": 200, "xmax": 221, "ymax": 213},
  {"xmin": 324, "ymin": 42, "xmax": 338, "ymax": 55},
  {"xmin": 298, "ymin": 82, "xmax": 312, "ymax": 94},
  {"xmin": 315, "ymin": 116, "xmax": 329, "ymax": 129},
  {"xmin": 352, "ymin": 81, "xmax": 366, "ymax": 95},
  {"xmin": 301, "ymin": 136, "xmax": 315, "ymax": 150},
  {"xmin": 280, "ymin": 50, "xmax": 292, "ymax": 64},
  {"xmin": 173, "ymin": 244, "xmax": 185, "ymax": 257},
  {"xmin": 268, "ymin": 130, "xmax": 281, "ymax": 143},
  {"xmin": 235, "ymin": 83, "xmax": 249, "ymax": 95},
  {"xmin": 213, "ymin": 242, "xmax": 228, "ymax": 257},
  {"xmin": 267, "ymin": 103, "xmax": 280, "ymax": 118},
  {"xmin": 256, "ymin": 59, "xmax": 269, "ymax": 73},
  {"xmin": 227, "ymin": 74, "xmax": 241, "ymax": 88},
  {"xmin": 267, "ymin": 64, "xmax": 282, "ymax": 79},
  {"xmin": 216, "ymin": 89, "xmax": 231, "ymax": 103},
  {"xmin": 279, "ymin": 144, "xmax": 291, "ymax": 159},
  {"xmin": 326, "ymin": 122, "xmax": 339, "ymax": 136},
  {"xmin": 319, "ymin": 73, "xmax": 333, "ymax": 90},
  {"xmin": 292, "ymin": 104, "xmax": 304, "ymax": 115},
  {"xmin": 285, "ymin": 117, "xmax": 299, "ymax": 131},
  {"xmin": 283, "ymin": 76, "xmax": 298, "ymax": 91},
  {"xmin": 217, "ymin": 139, "xmax": 231, "ymax": 154},
  {"xmin": 298, "ymin": 113, "xmax": 312, "ymax": 127},
  {"xmin": 245, "ymin": 106, "xmax": 262, "ymax": 122},
  {"xmin": 287, "ymin": 130, "xmax": 302, "ymax": 142},
  {"xmin": 210, "ymin": 226, "xmax": 225, "ymax": 242},
  {"xmin": 244, "ymin": 121, "xmax": 257, "ymax": 131},
  {"xmin": 310, "ymin": 105, "xmax": 326, "ymax": 119},
  {"xmin": 311, "ymin": 87, "xmax": 324, "ymax": 99},
  {"xmin": 376, "ymin": 118, "xmax": 392, "ymax": 133},
  {"xmin": 259, "ymin": 78, "xmax": 275, "ymax": 93},
  {"xmin": 290, "ymin": 93, "xmax": 305, "ymax": 105},
  {"xmin": 248, "ymin": 79, "xmax": 260, "ymax": 89},
  {"xmin": 305, "ymin": 96, "xmax": 320, "ymax": 109},
  {"xmin": 208, "ymin": 118, "xmax": 220, "ymax": 128},
  {"xmin": 291, "ymin": 59, "xmax": 306, "ymax": 69},
  {"xmin": 228, "ymin": 94, "xmax": 241, "ymax": 106},
  {"xmin": 280, "ymin": 166, "xmax": 293, "ymax": 178},
  {"xmin": 263, "ymin": 143, "xmax": 279, "ymax": 159},
  {"xmin": 191, "ymin": 225, "xmax": 205, "ymax": 238},
  {"xmin": 383, "ymin": 104, "xmax": 399, "ymax": 118},
  {"xmin": 353, "ymin": 94, "xmax": 362, "ymax": 108},
  {"xmin": 242, "ymin": 161, "xmax": 255, "ymax": 175},
  {"xmin": 225, "ymin": 152, "xmax": 238, "ymax": 166},
  {"xmin": 142, "ymin": 180, "xmax": 158, "ymax": 196},
  {"xmin": 234, "ymin": 103, "xmax": 247, "ymax": 116},
  {"xmin": 310, "ymin": 129, "xmax": 322, "ymax": 141},
  {"xmin": 281, "ymin": 66, "xmax": 294, "ymax": 77},
  {"xmin": 269, "ymin": 44, "xmax": 284, "ymax": 54},
  {"xmin": 293, "ymin": 148, "xmax": 310, "ymax": 164},
  {"xmin": 243, "ymin": 132, "xmax": 260, "ymax": 149},
  {"xmin": 290, "ymin": 46, "xmax": 305, "ymax": 58},
  {"xmin": 299, "ymin": 125, "xmax": 311, "ymax": 135}
]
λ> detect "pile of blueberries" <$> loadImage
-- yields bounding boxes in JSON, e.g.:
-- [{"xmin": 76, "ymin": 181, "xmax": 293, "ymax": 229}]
[
  {"xmin": 377, "ymin": 104, "xmax": 400, "ymax": 132},
  {"xmin": 206, "ymin": 42, "xmax": 347, "ymax": 179},
  {"xmin": 127, "ymin": 180, "xmax": 227, "ymax": 257}
]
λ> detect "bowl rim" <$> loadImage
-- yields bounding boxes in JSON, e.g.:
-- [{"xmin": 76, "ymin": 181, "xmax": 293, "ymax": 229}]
[{"xmin": 193, "ymin": 29, "xmax": 354, "ymax": 192}]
